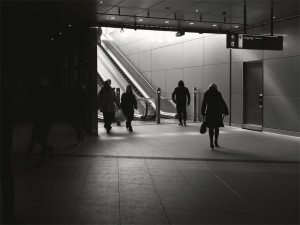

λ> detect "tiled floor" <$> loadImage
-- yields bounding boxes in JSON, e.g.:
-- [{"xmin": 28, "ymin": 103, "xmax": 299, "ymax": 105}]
[{"xmin": 11, "ymin": 121, "xmax": 300, "ymax": 224}]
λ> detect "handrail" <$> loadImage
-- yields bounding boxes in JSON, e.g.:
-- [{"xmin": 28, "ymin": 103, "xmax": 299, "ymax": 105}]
[
  {"xmin": 102, "ymin": 34, "xmax": 157, "ymax": 93},
  {"xmin": 98, "ymin": 45, "xmax": 150, "ymax": 115},
  {"xmin": 101, "ymin": 35, "xmax": 176, "ymax": 114}
]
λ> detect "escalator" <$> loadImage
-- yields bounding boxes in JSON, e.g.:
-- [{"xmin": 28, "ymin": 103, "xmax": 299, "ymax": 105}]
[{"xmin": 99, "ymin": 36, "xmax": 176, "ymax": 119}]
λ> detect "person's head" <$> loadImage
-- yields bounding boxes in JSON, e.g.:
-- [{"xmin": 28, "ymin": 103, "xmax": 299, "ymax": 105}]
[
  {"xmin": 107, "ymin": 79, "xmax": 111, "ymax": 85},
  {"xmin": 178, "ymin": 80, "xmax": 184, "ymax": 87},
  {"xmin": 209, "ymin": 83, "xmax": 218, "ymax": 90},
  {"xmin": 126, "ymin": 85, "xmax": 133, "ymax": 94}
]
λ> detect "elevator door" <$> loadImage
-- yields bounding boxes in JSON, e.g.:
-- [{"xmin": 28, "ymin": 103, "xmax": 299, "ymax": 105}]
[{"xmin": 243, "ymin": 61, "xmax": 263, "ymax": 131}]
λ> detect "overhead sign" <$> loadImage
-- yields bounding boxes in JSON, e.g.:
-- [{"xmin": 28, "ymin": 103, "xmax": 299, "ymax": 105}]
[{"xmin": 227, "ymin": 34, "xmax": 283, "ymax": 50}]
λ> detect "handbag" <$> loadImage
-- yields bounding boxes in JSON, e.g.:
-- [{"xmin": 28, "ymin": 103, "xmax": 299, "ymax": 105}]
[
  {"xmin": 115, "ymin": 109, "xmax": 126, "ymax": 122},
  {"xmin": 200, "ymin": 117, "xmax": 207, "ymax": 134}
]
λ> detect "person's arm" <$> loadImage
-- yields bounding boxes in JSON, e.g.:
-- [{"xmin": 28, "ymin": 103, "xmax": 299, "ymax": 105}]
[
  {"xmin": 220, "ymin": 93, "xmax": 229, "ymax": 117},
  {"xmin": 201, "ymin": 94, "xmax": 207, "ymax": 116},
  {"xmin": 172, "ymin": 89, "xmax": 176, "ymax": 103},
  {"xmin": 133, "ymin": 95, "xmax": 137, "ymax": 109},
  {"xmin": 186, "ymin": 88, "xmax": 191, "ymax": 106}
]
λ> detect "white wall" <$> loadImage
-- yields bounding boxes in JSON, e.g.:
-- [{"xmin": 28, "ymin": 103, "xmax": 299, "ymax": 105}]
[{"xmin": 103, "ymin": 17, "xmax": 300, "ymax": 134}]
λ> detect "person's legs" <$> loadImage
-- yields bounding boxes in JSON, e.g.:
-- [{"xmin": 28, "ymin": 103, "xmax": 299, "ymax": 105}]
[
  {"xmin": 177, "ymin": 106, "xmax": 183, "ymax": 125},
  {"xmin": 214, "ymin": 127, "xmax": 219, "ymax": 147},
  {"xmin": 106, "ymin": 112, "xmax": 115, "ymax": 133},
  {"xmin": 182, "ymin": 107, "xmax": 187, "ymax": 125},
  {"xmin": 209, "ymin": 128, "xmax": 214, "ymax": 149},
  {"xmin": 127, "ymin": 114, "xmax": 133, "ymax": 132}
]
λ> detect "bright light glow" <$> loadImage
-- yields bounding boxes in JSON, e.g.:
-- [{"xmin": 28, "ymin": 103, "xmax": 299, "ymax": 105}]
[
  {"xmin": 110, "ymin": 16, "xmax": 115, "ymax": 20},
  {"xmin": 100, "ymin": 1, "xmax": 103, "ymax": 3},
  {"xmin": 165, "ymin": 21, "xmax": 170, "ymax": 24},
  {"xmin": 196, "ymin": 9, "xmax": 199, "ymax": 12},
  {"xmin": 51, "ymin": 38, "xmax": 54, "ymax": 41},
  {"xmin": 138, "ymin": 18, "xmax": 144, "ymax": 22},
  {"xmin": 189, "ymin": 22, "xmax": 194, "ymax": 25},
  {"xmin": 68, "ymin": 24, "xmax": 72, "ymax": 27},
  {"xmin": 212, "ymin": 24, "xmax": 217, "ymax": 27},
  {"xmin": 234, "ymin": 25, "xmax": 239, "ymax": 28},
  {"xmin": 59, "ymin": 32, "xmax": 62, "ymax": 35}
]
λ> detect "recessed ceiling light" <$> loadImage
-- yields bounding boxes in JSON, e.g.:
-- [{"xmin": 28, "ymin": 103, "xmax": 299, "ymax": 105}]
[
  {"xmin": 68, "ymin": 24, "xmax": 72, "ymax": 27},
  {"xmin": 59, "ymin": 32, "xmax": 62, "ymax": 35},
  {"xmin": 51, "ymin": 38, "xmax": 54, "ymax": 41},
  {"xmin": 212, "ymin": 24, "xmax": 217, "ymax": 27},
  {"xmin": 234, "ymin": 25, "xmax": 239, "ymax": 28},
  {"xmin": 196, "ymin": 9, "xmax": 199, "ymax": 12},
  {"xmin": 165, "ymin": 21, "xmax": 170, "ymax": 24},
  {"xmin": 100, "ymin": 1, "xmax": 103, "ymax": 3},
  {"xmin": 110, "ymin": 16, "xmax": 115, "ymax": 20},
  {"xmin": 273, "ymin": 16, "xmax": 276, "ymax": 19},
  {"xmin": 189, "ymin": 22, "xmax": 194, "ymax": 25},
  {"xmin": 138, "ymin": 18, "xmax": 144, "ymax": 22}
]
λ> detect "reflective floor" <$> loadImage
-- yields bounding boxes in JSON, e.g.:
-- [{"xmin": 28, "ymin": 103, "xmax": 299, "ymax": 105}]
[{"xmin": 11, "ymin": 121, "xmax": 300, "ymax": 224}]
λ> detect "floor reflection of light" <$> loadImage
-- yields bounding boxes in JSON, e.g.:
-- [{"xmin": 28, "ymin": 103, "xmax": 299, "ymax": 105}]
[{"xmin": 101, "ymin": 136, "xmax": 126, "ymax": 140}]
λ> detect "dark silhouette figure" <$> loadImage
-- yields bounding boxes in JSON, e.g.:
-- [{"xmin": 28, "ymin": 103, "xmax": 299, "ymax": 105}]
[
  {"xmin": 98, "ymin": 80, "xmax": 120, "ymax": 134},
  {"xmin": 201, "ymin": 83, "xmax": 229, "ymax": 149},
  {"xmin": 172, "ymin": 80, "xmax": 191, "ymax": 126},
  {"xmin": 25, "ymin": 76, "xmax": 54, "ymax": 164},
  {"xmin": 121, "ymin": 85, "xmax": 137, "ymax": 132},
  {"xmin": 71, "ymin": 82, "xmax": 87, "ymax": 143}
]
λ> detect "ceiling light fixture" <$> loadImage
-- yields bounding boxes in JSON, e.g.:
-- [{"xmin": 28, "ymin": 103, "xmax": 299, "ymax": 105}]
[
  {"xmin": 165, "ymin": 21, "xmax": 170, "ymax": 24},
  {"xmin": 189, "ymin": 22, "xmax": 194, "ymax": 25},
  {"xmin": 110, "ymin": 16, "xmax": 115, "ymax": 20},
  {"xmin": 100, "ymin": 1, "xmax": 103, "ymax": 3},
  {"xmin": 234, "ymin": 25, "xmax": 239, "ymax": 28},
  {"xmin": 212, "ymin": 24, "xmax": 217, "ymax": 27},
  {"xmin": 68, "ymin": 24, "xmax": 72, "ymax": 27},
  {"xmin": 196, "ymin": 9, "xmax": 199, "ymax": 12},
  {"xmin": 138, "ymin": 18, "xmax": 144, "ymax": 22}
]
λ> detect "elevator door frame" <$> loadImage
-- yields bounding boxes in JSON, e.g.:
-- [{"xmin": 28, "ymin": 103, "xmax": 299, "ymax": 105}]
[{"xmin": 242, "ymin": 60, "xmax": 264, "ymax": 132}]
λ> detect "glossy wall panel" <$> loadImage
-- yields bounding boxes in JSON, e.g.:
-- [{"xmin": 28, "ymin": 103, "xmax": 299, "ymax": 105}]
[
  {"xmin": 231, "ymin": 62, "xmax": 243, "ymax": 95},
  {"xmin": 164, "ymin": 43, "xmax": 183, "ymax": 70},
  {"xmin": 203, "ymin": 34, "xmax": 229, "ymax": 65},
  {"xmin": 183, "ymin": 38, "xmax": 204, "ymax": 67},
  {"xmin": 264, "ymin": 56, "xmax": 299, "ymax": 97},
  {"xmin": 203, "ymin": 64, "xmax": 230, "ymax": 95},
  {"xmin": 139, "ymin": 50, "xmax": 152, "ymax": 73},
  {"xmin": 264, "ymin": 96, "xmax": 299, "ymax": 132},
  {"xmin": 231, "ymin": 95, "xmax": 243, "ymax": 124}
]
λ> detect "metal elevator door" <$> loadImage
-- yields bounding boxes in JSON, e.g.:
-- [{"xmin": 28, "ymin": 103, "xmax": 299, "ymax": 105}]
[{"xmin": 243, "ymin": 61, "xmax": 263, "ymax": 131}]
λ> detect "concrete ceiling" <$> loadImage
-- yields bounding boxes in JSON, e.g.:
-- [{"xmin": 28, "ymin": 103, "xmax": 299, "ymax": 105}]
[{"xmin": 3, "ymin": 0, "xmax": 300, "ymax": 38}]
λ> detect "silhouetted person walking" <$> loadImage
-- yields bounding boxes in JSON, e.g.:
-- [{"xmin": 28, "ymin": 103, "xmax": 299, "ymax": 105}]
[
  {"xmin": 98, "ymin": 80, "xmax": 120, "ymax": 134},
  {"xmin": 172, "ymin": 80, "xmax": 190, "ymax": 126},
  {"xmin": 71, "ymin": 82, "xmax": 87, "ymax": 143},
  {"xmin": 121, "ymin": 85, "xmax": 137, "ymax": 132},
  {"xmin": 25, "ymin": 76, "xmax": 54, "ymax": 164},
  {"xmin": 201, "ymin": 83, "xmax": 228, "ymax": 149}
]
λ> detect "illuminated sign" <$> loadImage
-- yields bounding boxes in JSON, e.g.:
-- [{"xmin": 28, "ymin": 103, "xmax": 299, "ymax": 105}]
[{"xmin": 227, "ymin": 34, "xmax": 283, "ymax": 50}]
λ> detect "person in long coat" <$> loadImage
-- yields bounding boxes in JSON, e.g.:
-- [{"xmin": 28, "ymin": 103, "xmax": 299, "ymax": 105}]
[
  {"xmin": 121, "ymin": 85, "xmax": 137, "ymax": 132},
  {"xmin": 98, "ymin": 80, "xmax": 120, "ymax": 134},
  {"xmin": 201, "ymin": 83, "xmax": 229, "ymax": 149}
]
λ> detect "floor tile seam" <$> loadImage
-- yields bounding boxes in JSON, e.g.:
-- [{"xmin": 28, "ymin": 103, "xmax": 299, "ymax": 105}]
[
  {"xmin": 70, "ymin": 157, "xmax": 93, "ymax": 224},
  {"xmin": 117, "ymin": 158, "xmax": 122, "ymax": 225},
  {"xmin": 214, "ymin": 174, "xmax": 265, "ymax": 218},
  {"xmin": 145, "ymin": 161, "xmax": 172, "ymax": 225},
  {"xmin": 11, "ymin": 153, "xmax": 300, "ymax": 164}
]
